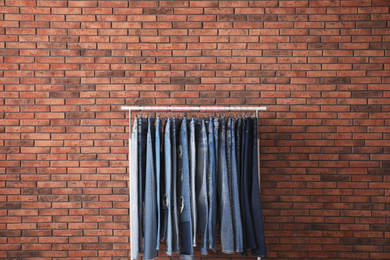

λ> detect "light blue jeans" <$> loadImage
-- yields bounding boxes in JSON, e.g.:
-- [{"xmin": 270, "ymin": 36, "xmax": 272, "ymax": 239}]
[
  {"xmin": 218, "ymin": 118, "xmax": 235, "ymax": 253},
  {"xmin": 189, "ymin": 118, "xmax": 197, "ymax": 247},
  {"xmin": 144, "ymin": 117, "xmax": 157, "ymax": 260},
  {"xmin": 155, "ymin": 117, "xmax": 162, "ymax": 251},
  {"xmin": 130, "ymin": 117, "xmax": 139, "ymax": 259},
  {"xmin": 207, "ymin": 118, "xmax": 217, "ymax": 251},
  {"xmin": 178, "ymin": 117, "xmax": 194, "ymax": 260},
  {"xmin": 196, "ymin": 119, "xmax": 209, "ymax": 255},
  {"xmin": 163, "ymin": 118, "xmax": 173, "ymax": 255}
]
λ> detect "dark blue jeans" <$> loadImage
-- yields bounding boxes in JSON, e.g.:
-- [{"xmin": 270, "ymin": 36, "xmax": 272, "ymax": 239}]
[
  {"xmin": 171, "ymin": 117, "xmax": 180, "ymax": 254},
  {"xmin": 242, "ymin": 117, "xmax": 256, "ymax": 252},
  {"xmin": 250, "ymin": 118, "xmax": 267, "ymax": 257},
  {"xmin": 137, "ymin": 117, "xmax": 148, "ymax": 253}
]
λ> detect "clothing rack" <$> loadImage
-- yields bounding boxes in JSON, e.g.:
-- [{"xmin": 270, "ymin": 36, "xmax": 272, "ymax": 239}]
[{"xmin": 121, "ymin": 106, "xmax": 267, "ymax": 260}]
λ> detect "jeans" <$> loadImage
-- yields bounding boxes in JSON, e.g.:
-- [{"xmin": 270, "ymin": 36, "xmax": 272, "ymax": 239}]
[
  {"xmin": 218, "ymin": 118, "xmax": 234, "ymax": 253},
  {"xmin": 144, "ymin": 117, "xmax": 157, "ymax": 260},
  {"xmin": 195, "ymin": 119, "xmax": 209, "ymax": 255},
  {"xmin": 250, "ymin": 118, "xmax": 267, "ymax": 257},
  {"xmin": 207, "ymin": 118, "xmax": 217, "ymax": 252},
  {"xmin": 242, "ymin": 117, "xmax": 256, "ymax": 251},
  {"xmin": 178, "ymin": 117, "xmax": 194, "ymax": 260},
  {"xmin": 171, "ymin": 117, "xmax": 180, "ymax": 254},
  {"xmin": 213, "ymin": 118, "xmax": 220, "ymax": 234},
  {"xmin": 137, "ymin": 116, "xmax": 148, "ymax": 253},
  {"xmin": 155, "ymin": 117, "xmax": 162, "ymax": 250},
  {"xmin": 130, "ymin": 117, "xmax": 139, "ymax": 259},
  {"xmin": 163, "ymin": 118, "xmax": 173, "ymax": 255},
  {"xmin": 189, "ymin": 118, "xmax": 197, "ymax": 247},
  {"xmin": 230, "ymin": 118, "xmax": 244, "ymax": 252}
]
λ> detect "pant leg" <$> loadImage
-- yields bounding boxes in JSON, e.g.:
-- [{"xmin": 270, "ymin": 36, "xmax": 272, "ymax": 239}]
[
  {"xmin": 178, "ymin": 117, "xmax": 194, "ymax": 260},
  {"xmin": 138, "ymin": 117, "xmax": 148, "ymax": 253},
  {"xmin": 195, "ymin": 119, "xmax": 209, "ymax": 255},
  {"xmin": 155, "ymin": 117, "xmax": 162, "ymax": 250},
  {"xmin": 243, "ymin": 117, "xmax": 256, "ymax": 250},
  {"xmin": 250, "ymin": 118, "xmax": 267, "ymax": 258},
  {"xmin": 189, "ymin": 118, "xmax": 197, "ymax": 247},
  {"xmin": 130, "ymin": 117, "xmax": 139, "ymax": 259},
  {"xmin": 231, "ymin": 118, "xmax": 244, "ymax": 252},
  {"xmin": 218, "ymin": 118, "xmax": 235, "ymax": 254},
  {"xmin": 164, "ymin": 118, "xmax": 173, "ymax": 255},
  {"xmin": 144, "ymin": 117, "xmax": 157, "ymax": 260},
  {"xmin": 207, "ymin": 118, "xmax": 217, "ymax": 251}
]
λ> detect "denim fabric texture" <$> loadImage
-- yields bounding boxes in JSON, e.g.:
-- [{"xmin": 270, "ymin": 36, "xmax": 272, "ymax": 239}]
[
  {"xmin": 155, "ymin": 117, "xmax": 162, "ymax": 251},
  {"xmin": 230, "ymin": 118, "xmax": 244, "ymax": 252},
  {"xmin": 250, "ymin": 118, "xmax": 267, "ymax": 257},
  {"xmin": 137, "ymin": 117, "xmax": 148, "ymax": 253},
  {"xmin": 218, "ymin": 118, "xmax": 235, "ymax": 253},
  {"xmin": 178, "ymin": 117, "xmax": 194, "ymax": 260},
  {"xmin": 163, "ymin": 118, "xmax": 173, "ymax": 255},
  {"xmin": 171, "ymin": 117, "xmax": 180, "ymax": 254},
  {"xmin": 130, "ymin": 117, "xmax": 139, "ymax": 260},
  {"xmin": 195, "ymin": 119, "xmax": 209, "ymax": 255},
  {"xmin": 242, "ymin": 117, "xmax": 256, "ymax": 250},
  {"xmin": 189, "ymin": 118, "xmax": 197, "ymax": 247},
  {"xmin": 207, "ymin": 118, "xmax": 217, "ymax": 252},
  {"xmin": 144, "ymin": 117, "xmax": 157, "ymax": 260}
]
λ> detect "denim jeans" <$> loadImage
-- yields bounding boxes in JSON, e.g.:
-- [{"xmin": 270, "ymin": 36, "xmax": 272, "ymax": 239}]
[
  {"xmin": 207, "ymin": 118, "xmax": 217, "ymax": 252},
  {"xmin": 218, "ymin": 118, "xmax": 235, "ymax": 253},
  {"xmin": 189, "ymin": 118, "xmax": 197, "ymax": 247},
  {"xmin": 171, "ymin": 117, "xmax": 180, "ymax": 254},
  {"xmin": 178, "ymin": 117, "xmax": 194, "ymax": 260},
  {"xmin": 195, "ymin": 119, "xmax": 209, "ymax": 255},
  {"xmin": 130, "ymin": 117, "xmax": 139, "ymax": 259},
  {"xmin": 163, "ymin": 118, "xmax": 173, "ymax": 255},
  {"xmin": 144, "ymin": 117, "xmax": 157, "ymax": 260},
  {"xmin": 213, "ymin": 118, "xmax": 220, "ymax": 233},
  {"xmin": 250, "ymin": 118, "xmax": 267, "ymax": 257},
  {"xmin": 230, "ymin": 118, "xmax": 244, "ymax": 252},
  {"xmin": 137, "ymin": 116, "xmax": 148, "ymax": 253},
  {"xmin": 155, "ymin": 117, "xmax": 162, "ymax": 251},
  {"xmin": 242, "ymin": 117, "xmax": 256, "ymax": 251}
]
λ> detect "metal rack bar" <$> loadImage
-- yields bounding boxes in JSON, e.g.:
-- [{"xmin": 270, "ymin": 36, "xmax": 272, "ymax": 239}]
[
  {"xmin": 121, "ymin": 106, "xmax": 267, "ymax": 111},
  {"xmin": 122, "ymin": 105, "xmax": 266, "ymax": 260}
]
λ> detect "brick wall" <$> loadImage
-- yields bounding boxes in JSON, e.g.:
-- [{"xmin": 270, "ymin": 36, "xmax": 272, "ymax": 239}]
[{"xmin": 1, "ymin": 0, "xmax": 390, "ymax": 259}]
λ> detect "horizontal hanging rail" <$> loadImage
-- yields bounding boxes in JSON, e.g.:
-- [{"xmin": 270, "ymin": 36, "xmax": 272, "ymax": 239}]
[{"xmin": 121, "ymin": 106, "xmax": 267, "ymax": 111}]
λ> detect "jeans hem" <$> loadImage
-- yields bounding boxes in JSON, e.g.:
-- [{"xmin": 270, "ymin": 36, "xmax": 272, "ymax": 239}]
[{"xmin": 179, "ymin": 253, "xmax": 195, "ymax": 260}]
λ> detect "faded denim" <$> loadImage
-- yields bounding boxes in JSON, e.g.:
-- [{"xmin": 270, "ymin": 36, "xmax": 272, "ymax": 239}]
[
  {"xmin": 189, "ymin": 118, "xmax": 197, "ymax": 247},
  {"xmin": 195, "ymin": 119, "xmax": 209, "ymax": 255},
  {"xmin": 155, "ymin": 117, "xmax": 162, "ymax": 250},
  {"xmin": 130, "ymin": 117, "xmax": 139, "ymax": 259},
  {"xmin": 163, "ymin": 118, "xmax": 173, "ymax": 255},
  {"xmin": 218, "ymin": 118, "xmax": 235, "ymax": 253},
  {"xmin": 207, "ymin": 118, "xmax": 217, "ymax": 252},
  {"xmin": 178, "ymin": 117, "xmax": 194, "ymax": 260},
  {"xmin": 144, "ymin": 117, "xmax": 157, "ymax": 260}
]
